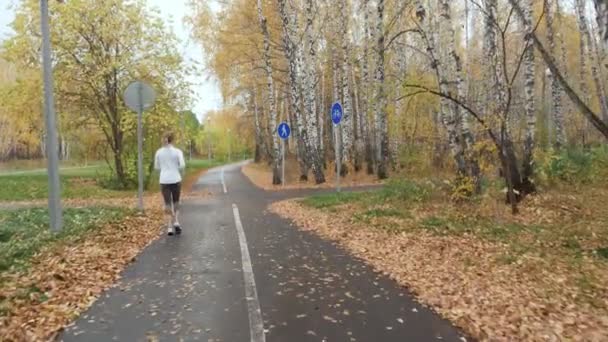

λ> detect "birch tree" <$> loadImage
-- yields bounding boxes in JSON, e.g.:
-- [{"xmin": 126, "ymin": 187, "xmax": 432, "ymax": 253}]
[
  {"xmin": 595, "ymin": 0, "xmax": 608, "ymax": 48},
  {"xmin": 521, "ymin": 0, "xmax": 536, "ymax": 183},
  {"xmin": 544, "ymin": 0, "xmax": 566, "ymax": 149},
  {"xmin": 277, "ymin": 0, "xmax": 325, "ymax": 184},
  {"xmin": 374, "ymin": 0, "xmax": 389, "ymax": 179},
  {"xmin": 576, "ymin": 0, "xmax": 608, "ymax": 123},
  {"xmin": 339, "ymin": 0, "xmax": 355, "ymax": 174},
  {"xmin": 256, "ymin": 0, "xmax": 281, "ymax": 184},
  {"xmin": 361, "ymin": 0, "xmax": 375, "ymax": 175},
  {"xmin": 439, "ymin": 0, "xmax": 481, "ymax": 191}
]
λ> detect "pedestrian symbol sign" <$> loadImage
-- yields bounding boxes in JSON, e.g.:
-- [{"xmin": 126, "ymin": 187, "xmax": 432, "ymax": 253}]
[
  {"xmin": 331, "ymin": 102, "xmax": 343, "ymax": 125},
  {"xmin": 278, "ymin": 122, "xmax": 290, "ymax": 140}
]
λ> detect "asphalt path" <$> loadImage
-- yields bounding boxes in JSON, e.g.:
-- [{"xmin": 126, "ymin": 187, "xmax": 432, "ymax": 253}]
[{"xmin": 59, "ymin": 161, "xmax": 469, "ymax": 342}]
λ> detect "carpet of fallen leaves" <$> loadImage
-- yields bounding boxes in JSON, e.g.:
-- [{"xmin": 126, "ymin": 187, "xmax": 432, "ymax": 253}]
[
  {"xmin": 270, "ymin": 194, "xmax": 608, "ymax": 341},
  {"xmin": 242, "ymin": 161, "xmax": 382, "ymax": 191},
  {"xmin": 0, "ymin": 169, "xmax": 214, "ymax": 341},
  {"xmin": 0, "ymin": 208, "xmax": 164, "ymax": 341}
]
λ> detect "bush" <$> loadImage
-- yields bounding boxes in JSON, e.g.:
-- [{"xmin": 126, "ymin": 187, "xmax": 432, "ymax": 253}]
[{"xmin": 539, "ymin": 146, "xmax": 608, "ymax": 184}]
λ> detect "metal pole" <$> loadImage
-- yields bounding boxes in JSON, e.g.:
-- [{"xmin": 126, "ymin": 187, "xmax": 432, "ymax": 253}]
[
  {"xmin": 281, "ymin": 139, "xmax": 285, "ymax": 187},
  {"xmin": 137, "ymin": 84, "xmax": 144, "ymax": 211},
  {"xmin": 40, "ymin": 0, "xmax": 62, "ymax": 231},
  {"xmin": 335, "ymin": 124, "xmax": 341, "ymax": 192}
]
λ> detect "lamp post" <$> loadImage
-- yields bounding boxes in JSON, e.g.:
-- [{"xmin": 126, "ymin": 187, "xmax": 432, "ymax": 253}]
[{"xmin": 40, "ymin": 0, "xmax": 62, "ymax": 231}]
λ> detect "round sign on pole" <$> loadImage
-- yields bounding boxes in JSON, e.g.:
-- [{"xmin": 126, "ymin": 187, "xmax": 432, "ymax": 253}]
[
  {"xmin": 123, "ymin": 81, "xmax": 156, "ymax": 212},
  {"xmin": 124, "ymin": 81, "xmax": 156, "ymax": 112},
  {"xmin": 331, "ymin": 102, "xmax": 343, "ymax": 125},
  {"xmin": 277, "ymin": 122, "xmax": 291, "ymax": 140}
]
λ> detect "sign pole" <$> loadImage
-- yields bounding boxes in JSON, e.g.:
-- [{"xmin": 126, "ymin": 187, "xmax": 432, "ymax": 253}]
[
  {"xmin": 123, "ymin": 80, "xmax": 155, "ymax": 212},
  {"xmin": 335, "ymin": 125, "xmax": 341, "ymax": 193},
  {"xmin": 277, "ymin": 121, "xmax": 291, "ymax": 186},
  {"xmin": 40, "ymin": 0, "xmax": 62, "ymax": 231},
  {"xmin": 137, "ymin": 83, "xmax": 144, "ymax": 211},
  {"xmin": 281, "ymin": 139, "xmax": 285, "ymax": 187}
]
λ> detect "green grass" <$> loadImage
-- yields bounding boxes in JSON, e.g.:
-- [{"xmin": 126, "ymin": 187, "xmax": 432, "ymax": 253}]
[
  {"xmin": 0, "ymin": 159, "xmax": 223, "ymax": 201},
  {"xmin": 301, "ymin": 179, "xmax": 433, "ymax": 211},
  {"xmin": 0, "ymin": 207, "xmax": 130, "ymax": 271},
  {"xmin": 148, "ymin": 158, "xmax": 223, "ymax": 192},
  {"xmin": 300, "ymin": 191, "xmax": 368, "ymax": 209},
  {"xmin": 0, "ymin": 169, "xmax": 128, "ymax": 201},
  {"xmin": 376, "ymin": 179, "xmax": 431, "ymax": 202}
]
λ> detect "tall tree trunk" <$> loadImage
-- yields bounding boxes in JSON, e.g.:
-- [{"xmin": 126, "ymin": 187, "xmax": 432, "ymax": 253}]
[
  {"xmin": 590, "ymin": 24, "xmax": 608, "ymax": 122},
  {"xmin": 595, "ymin": 0, "xmax": 608, "ymax": 49},
  {"xmin": 252, "ymin": 88, "xmax": 264, "ymax": 163},
  {"xmin": 464, "ymin": 0, "xmax": 470, "ymax": 102},
  {"xmin": 579, "ymin": 1, "xmax": 608, "ymax": 123},
  {"xmin": 510, "ymin": 0, "xmax": 608, "ymax": 139},
  {"xmin": 256, "ymin": 0, "xmax": 281, "ymax": 184},
  {"xmin": 352, "ymin": 66, "xmax": 363, "ymax": 172},
  {"xmin": 338, "ymin": 0, "xmax": 354, "ymax": 175},
  {"xmin": 521, "ymin": 0, "xmax": 537, "ymax": 187},
  {"xmin": 484, "ymin": 0, "xmax": 526, "ymax": 206},
  {"xmin": 303, "ymin": 0, "xmax": 325, "ymax": 183},
  {"xmin": 545, "ymin": 0, "xmax": 566, "ymax": 149},
  {"xmin": 555, "ymin": 0, "xmax": 569, "ymax": 80},
  {"xmin": 319, "ymin": 68, "xmax": 326, "ymax": 166},
  {"xmin": 439, "ymin": 0, "xmax": 481, "ymax": 192},
  {"xmin": 390, "ymin": 10, "xmax": 407, "ymax": 171},
  {"xmin": 362, "ymin": 0, "xmax": 374, "ymax": 175},
  {"xmin": 277, "ymin": 0, "xmax": 324, "ymax": 184},
  {"xmin": 375, "ymin": 0, "xmax": 389, "ymax": 179},
  {"xmin": 416, "ymin": 0, "xmax": 468, "ymax": 178}
]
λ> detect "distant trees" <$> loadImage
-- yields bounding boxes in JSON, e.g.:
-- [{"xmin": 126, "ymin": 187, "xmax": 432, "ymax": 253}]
[{"xmin": 2, "ymin": 0, "xmax": 194, "ymax": 187}]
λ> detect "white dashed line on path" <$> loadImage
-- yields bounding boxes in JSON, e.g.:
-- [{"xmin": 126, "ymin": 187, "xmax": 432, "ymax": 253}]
[
  {"xmin": 232, "ymin": 203, "xmax": 265, "ymax": 342},
  {"xmin": 221, "ymin": 168, "xmax": 227, "ymax": 193}
]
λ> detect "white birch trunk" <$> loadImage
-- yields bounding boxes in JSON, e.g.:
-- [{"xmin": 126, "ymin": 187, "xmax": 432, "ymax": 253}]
[
  {"xmin": 361, "ymin": 0, "xmax": 374, "ymax": 174},
  {"xmin": 595, "ymin": 0, "xmax": 608, "ymax": 49},
  {"xmin": 278, "ymin": 0, "xmax": 325, "ymax": 183},
  {"xmin": 375, "ymin": 0, "xmax": 389, "ymax": 179},
  {"xmin": 439, "ymin": 0, "xmax": 480, "ymax": 187},
  {"xmin": 303, "ymin": 0, "xmax": 323, "ymax": 172},
  {"xmin": 590, "ymin": 23, "xmax": 608, "ymax": 122},
  {"xmin": 339, "ymin": 0, "xmax": 354, "ymax": 172},
  {"xmin": 521, "ymin": 0, "xmax": 537, "ymax": 181},
  {"xmin": 544, "ymin": 0, "xmax": 566, "ymax": 148},
  {"xmin": 256, "ymin": 0, "xmax": 281, "ymax": 184},
  {"xmin": 319, "ymin": 68, "xmax": 325, "ymax": 156},
  {"xmin": 577, "ymin": 0, "xmax": 608, "ymax": 123}
]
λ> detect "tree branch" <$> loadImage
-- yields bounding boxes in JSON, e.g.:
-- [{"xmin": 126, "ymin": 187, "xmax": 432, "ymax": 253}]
[
  {"xmin": 403, "ymin": 83, "xmax": 500, "ymax": 145},
  {"xmin": 508, "ymin": 0, "xmax": 608, "ymax": 139}
]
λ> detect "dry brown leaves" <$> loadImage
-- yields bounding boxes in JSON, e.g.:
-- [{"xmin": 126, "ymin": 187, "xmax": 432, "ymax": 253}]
[
  {"xmin": 242, "ymin": 161, "xmax": 382, "ymax": 191},
  {"xmin": 0, "ymin": 188, "xmax": 212, "ymax": 211},
  {"xmin": 270, "ymin": 200, "xmax": 608, "ymax": 342},
  {"xmin": 0, "ymin": 209, "xmax": 165, "ymax": 341}
]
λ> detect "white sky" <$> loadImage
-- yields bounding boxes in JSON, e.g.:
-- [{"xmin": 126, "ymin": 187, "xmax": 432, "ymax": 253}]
[{"xmin": 0, "ymin": 0, "xmax": 223, "ymax": 122}]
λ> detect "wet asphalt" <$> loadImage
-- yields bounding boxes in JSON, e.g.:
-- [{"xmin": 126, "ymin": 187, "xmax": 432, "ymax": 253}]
[{"xmin": 58, "ymin": 162, "xmax": 469, "ymax": 342}]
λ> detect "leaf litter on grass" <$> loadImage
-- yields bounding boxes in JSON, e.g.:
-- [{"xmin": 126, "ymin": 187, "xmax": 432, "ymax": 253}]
[
  {"xmin": 0, "ymin": 207, "xmax": 165, "ymax": 341},
  {"xmin": 270, "ymin": 183, "xmax": 608, "ymax": 341}
]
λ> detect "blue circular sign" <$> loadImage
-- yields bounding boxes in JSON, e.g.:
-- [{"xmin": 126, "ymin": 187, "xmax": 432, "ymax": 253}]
[
  {"xmin": 331, "ymin": 102, "xmax": 343, "ymax": 125},
  {"xmin": 277, "ymin": 122, "xmax": 290, "ymax": 139}
]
